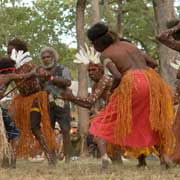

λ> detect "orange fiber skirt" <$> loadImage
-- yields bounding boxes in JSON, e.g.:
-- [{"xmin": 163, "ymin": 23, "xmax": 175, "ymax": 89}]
[
  {"xmin": 8, "ymin": 91, "xmax": 56, "ymax": 157},
  {"xmin": 171, "ymin": 106, "xmax": 180, "ymax": 163},
  {"xmin": 89, "ymin": 69, "xmax": 174, "ymax": 154}
]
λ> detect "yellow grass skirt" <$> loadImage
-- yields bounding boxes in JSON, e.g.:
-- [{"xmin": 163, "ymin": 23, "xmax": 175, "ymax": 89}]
[{"xmin": 8, "ymin": 91, "xmax": 56, "ymax": 157}]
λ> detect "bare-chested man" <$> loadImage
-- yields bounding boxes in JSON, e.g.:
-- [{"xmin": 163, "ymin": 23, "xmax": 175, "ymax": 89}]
[
  {"xmin": 86, "ymin": 23, "xmax": 174, "ymax": 169},
  {"xmin": 62, "ymin": 63, "xmax": 112, "ymax": 111},
  {"xmin": 61, "ymin": 62, "xmax": 115, "ymax": 161}
]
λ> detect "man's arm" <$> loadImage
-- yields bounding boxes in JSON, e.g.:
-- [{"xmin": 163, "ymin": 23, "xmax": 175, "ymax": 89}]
[
  {"xmin": 156, "ymin": 23, "xmax": 180, "ymax": 52},
  {"xmin": 104, "ymin": 59, "xmax": 121, "ymax": 89},
  {"xmin": 142, "ymin": 53, "xmax": 158, "ymax": 69},
  {"xmin": 61, "ymin": 76, "xmax": 112, "ymax": 109},
  {"xmin": 51, "ymin": 66, "xmax": 71, "ymax": 87},
  {"xmin": 51, "ymin": 76, "xmax": 71, "ymax": 87}
]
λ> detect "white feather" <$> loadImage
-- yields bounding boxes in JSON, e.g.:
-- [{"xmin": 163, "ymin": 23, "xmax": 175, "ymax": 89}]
[
  {"xmin": 10, "ymin": 49, "xmax": 17, "ymax": 61},
  {"xmin": 10, "ymin": 49, "xmax": 32, "ymax": 68},
  {"xmin": 73, "ymin": 43, "xmax": 101, "ymax": 65}
]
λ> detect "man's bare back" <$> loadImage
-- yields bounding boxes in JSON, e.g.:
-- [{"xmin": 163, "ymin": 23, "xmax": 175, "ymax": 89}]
[{"xmin": 101, "ymin": 41, "xmax": 149, "ymax": 74}]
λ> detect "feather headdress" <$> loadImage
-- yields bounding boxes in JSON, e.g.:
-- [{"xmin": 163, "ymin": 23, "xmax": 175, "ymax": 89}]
[
  {"xmin": 73, "ymin": 43, "xmax": 100, "ymax": 64},
  {"xmin": 10, "ymin": 49, "xmax": 32, "ymax": 68}
]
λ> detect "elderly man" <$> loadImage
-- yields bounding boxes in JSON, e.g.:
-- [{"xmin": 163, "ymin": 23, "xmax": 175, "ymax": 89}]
[{"xmin": 39, "ymin": 47, "xmax": 72, "ymax": 162}]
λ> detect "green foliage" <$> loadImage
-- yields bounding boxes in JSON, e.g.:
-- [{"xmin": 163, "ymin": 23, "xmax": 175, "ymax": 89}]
[
  {"xmin": 123, "ymin": 0, "xmax": 158, "ymax": 58},
  {"xmin": 0, "ymin": 0, "xmax": 77, "ymax": 76},
  {"xmin": 99, "ymin": 0, "xmax": 159, "ymax": 59},
  {"xmin": 0, "ymin": 0, "xmax": 177, "ymax": 73}
]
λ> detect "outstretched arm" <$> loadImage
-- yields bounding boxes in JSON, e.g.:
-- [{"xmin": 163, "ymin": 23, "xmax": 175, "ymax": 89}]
[
  {"xmin": 0, "ymin": 72, "xmax": 37, "ymax": 99},
  {"xmin": 61, "ymin": 76, "xmax": 112, "ymax": 109},
  {"xmin": 51, "ymin": 67, "xmax": 71, "ymax": 88},
  {"xmin": 142, "ymin": 53, "xmax": 158, "ymax": 69},
  {"xmin": 156, "ymin": 23, "xmax": 180, "ymax": 52}
]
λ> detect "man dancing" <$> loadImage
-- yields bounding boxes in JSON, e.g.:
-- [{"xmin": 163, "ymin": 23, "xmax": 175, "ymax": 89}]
[
  {"xmin": 7, "ymin": 38, "xmax": 57, "ymax": 166},
  {"xmin": 86, "ymin": 23, "xmax": 174, "ymax": 169}
]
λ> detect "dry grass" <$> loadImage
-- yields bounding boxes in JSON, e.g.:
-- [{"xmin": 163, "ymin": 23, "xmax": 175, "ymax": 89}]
[{"xmin": 0, "ymin": 158, "xmax": 180, "ymax": 180}]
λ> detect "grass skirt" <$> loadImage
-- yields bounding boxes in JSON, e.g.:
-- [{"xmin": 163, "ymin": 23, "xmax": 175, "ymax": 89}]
[
  {"xmin": 8, "ymin": 91, "xmax": 56, "ymax": 157},
  {"xmin": 89, "ymin": 68, "xmax": 175, "ymax": 155}
]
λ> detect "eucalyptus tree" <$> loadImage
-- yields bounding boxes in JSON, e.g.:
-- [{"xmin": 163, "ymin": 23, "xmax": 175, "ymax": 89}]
[
  {"xmin": 153, "ymin": 0, "xmax": 178, "ymax": 84},
  {"xmin": 76, "ymin": 0, "xmax": 89, "ymax": 155}
]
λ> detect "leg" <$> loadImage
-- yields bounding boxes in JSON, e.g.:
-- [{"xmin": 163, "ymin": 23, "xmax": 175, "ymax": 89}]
[
  {"xmin": 30, "ymin": 98, "xmax": 56, "ymax": 166},
  {"xmin": 137, "ymin": 154, "xmax": 147, "ymax": 168},
  {"xmin": 9, "ymin": 137, "xmax": 19, "ymax": 168},
  {"xmin": 95, "ymin": 137, "xmax": 112, "ymax": 169},
  {"xmin": 51, "ymin": 105, "xmax": 73, "ymax": 162},
  {"xmin": 1, "ymin": 107, "xmax": 20, "ymax": 168},
  {"xmin": 61, "ymin": 126, "xmax": 72, "ymax": 162},
  {"xmin": 95, "ymin": 137, "xmax": 107, "ymax": 156},
  {"xmin": 48, "ymin": 102, "xmax": 56, "ymax": 129},
  {"xmin": 155, "ymin": 145, "xmax": 170, "ymax": 169}
]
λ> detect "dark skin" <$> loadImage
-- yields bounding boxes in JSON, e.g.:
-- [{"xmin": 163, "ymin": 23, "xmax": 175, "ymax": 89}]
[
  {"xmin": 0, "ymin": 71, "xmax": 37, "ymax": 99},
  {"xmin": 98, "ymin": 40, "xmax": 157, "ymax": 83},
  {"xmin": 61, "ymin": 65, "xmax": 111, "ymax": 109},
  {"xmin": 156, "ymin": 23, "xmax": 180, "ymax": 79},
  {"xmin": 41, "ymin": 51, "xmax": 71, "ymax": 87},
  {"xmin": 62, "ymin": 64, "xmax": 113, "ymax": 163},
  {"xmin": 92, "ymin": 37, "xmax": 168, "ymax": 168},
  {"xmin": 156, "ymin": 22, "xmax": 180, "ymax": 52}
]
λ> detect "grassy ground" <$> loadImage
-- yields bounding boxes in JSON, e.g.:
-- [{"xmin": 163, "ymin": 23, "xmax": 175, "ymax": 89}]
[{"xmin": 0, "ymin": 158, "xmax": 180, "ymax": 180}]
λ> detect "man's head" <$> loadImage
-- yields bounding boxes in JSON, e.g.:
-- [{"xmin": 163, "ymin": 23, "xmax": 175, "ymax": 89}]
[
  {"xmin": 40, "ymin": 47, "xmax": 59, "ymax": 69},
  {"xmin": 0, "ymin": 57, "xmax": 16, "ymax": 74},
  {"xmin": 88, "ymin": 63, "xmax": 104, "ymax": 82},
  {"xmin": 7, "ymin": 38, "xmax": 28, "ymax": 56},
  {"xmin": 87, "ymin": 23, "xmax": 118, "ymax": 52}
]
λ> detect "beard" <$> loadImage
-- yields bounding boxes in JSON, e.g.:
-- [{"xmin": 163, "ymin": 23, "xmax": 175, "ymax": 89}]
[{"xmin": 41, "ymin": 58, "xmax": 56, "ymax": 69}]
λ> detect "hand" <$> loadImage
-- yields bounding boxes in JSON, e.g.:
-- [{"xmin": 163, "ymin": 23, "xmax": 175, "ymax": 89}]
[
  {"xmin": 60, "ymin": 88, "xmax": 74, "ymax": 100},
  {"xmin": 156, "ymin": 31, "xmax": 170, "ymax": 41},
  {"xmin": 0, "ymin": 75, "xmax": 10, "ymax": 85},
  {"xmin": 36, "ymin": 67, "xmax": 51, "ymax": 79}
]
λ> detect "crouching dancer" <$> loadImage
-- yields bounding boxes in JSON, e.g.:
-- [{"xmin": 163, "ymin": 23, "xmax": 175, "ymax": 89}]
[{"xmin": 86, "ymin": 23, "xmax": 175, "ymax": 169}]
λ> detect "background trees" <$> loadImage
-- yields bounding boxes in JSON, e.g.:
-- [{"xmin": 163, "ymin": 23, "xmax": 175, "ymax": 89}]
[{"xmin": 0, "ymin": 0, "xmax": 179, "ymax": 154}]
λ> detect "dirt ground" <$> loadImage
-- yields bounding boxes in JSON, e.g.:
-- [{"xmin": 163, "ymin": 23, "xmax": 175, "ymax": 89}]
[{"xmin": 0, "ymin": 158, "xmax": 180, "ymax": 180}]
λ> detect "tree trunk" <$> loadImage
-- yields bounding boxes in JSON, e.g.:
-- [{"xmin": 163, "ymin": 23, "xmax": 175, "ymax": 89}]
[
  {"xmin": 117, "ymin": 0, "xmax": 123, "ymax": 36},
  {"xmin": 153, "ymin": 0, "xmax": 178, "ymax": 85},
  {"xmin": 76, "ymin": 0, "xmax": 89, "ymax": 156},
  {"xmin": 91, "ymin": 0, "xmax": 100, "ymax": 24}
]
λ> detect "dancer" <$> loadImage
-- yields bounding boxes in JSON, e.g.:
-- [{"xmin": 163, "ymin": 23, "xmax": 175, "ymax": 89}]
[{"xmin": 86, "ymin": 23, "xmax": 174, "ymax": 168}]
